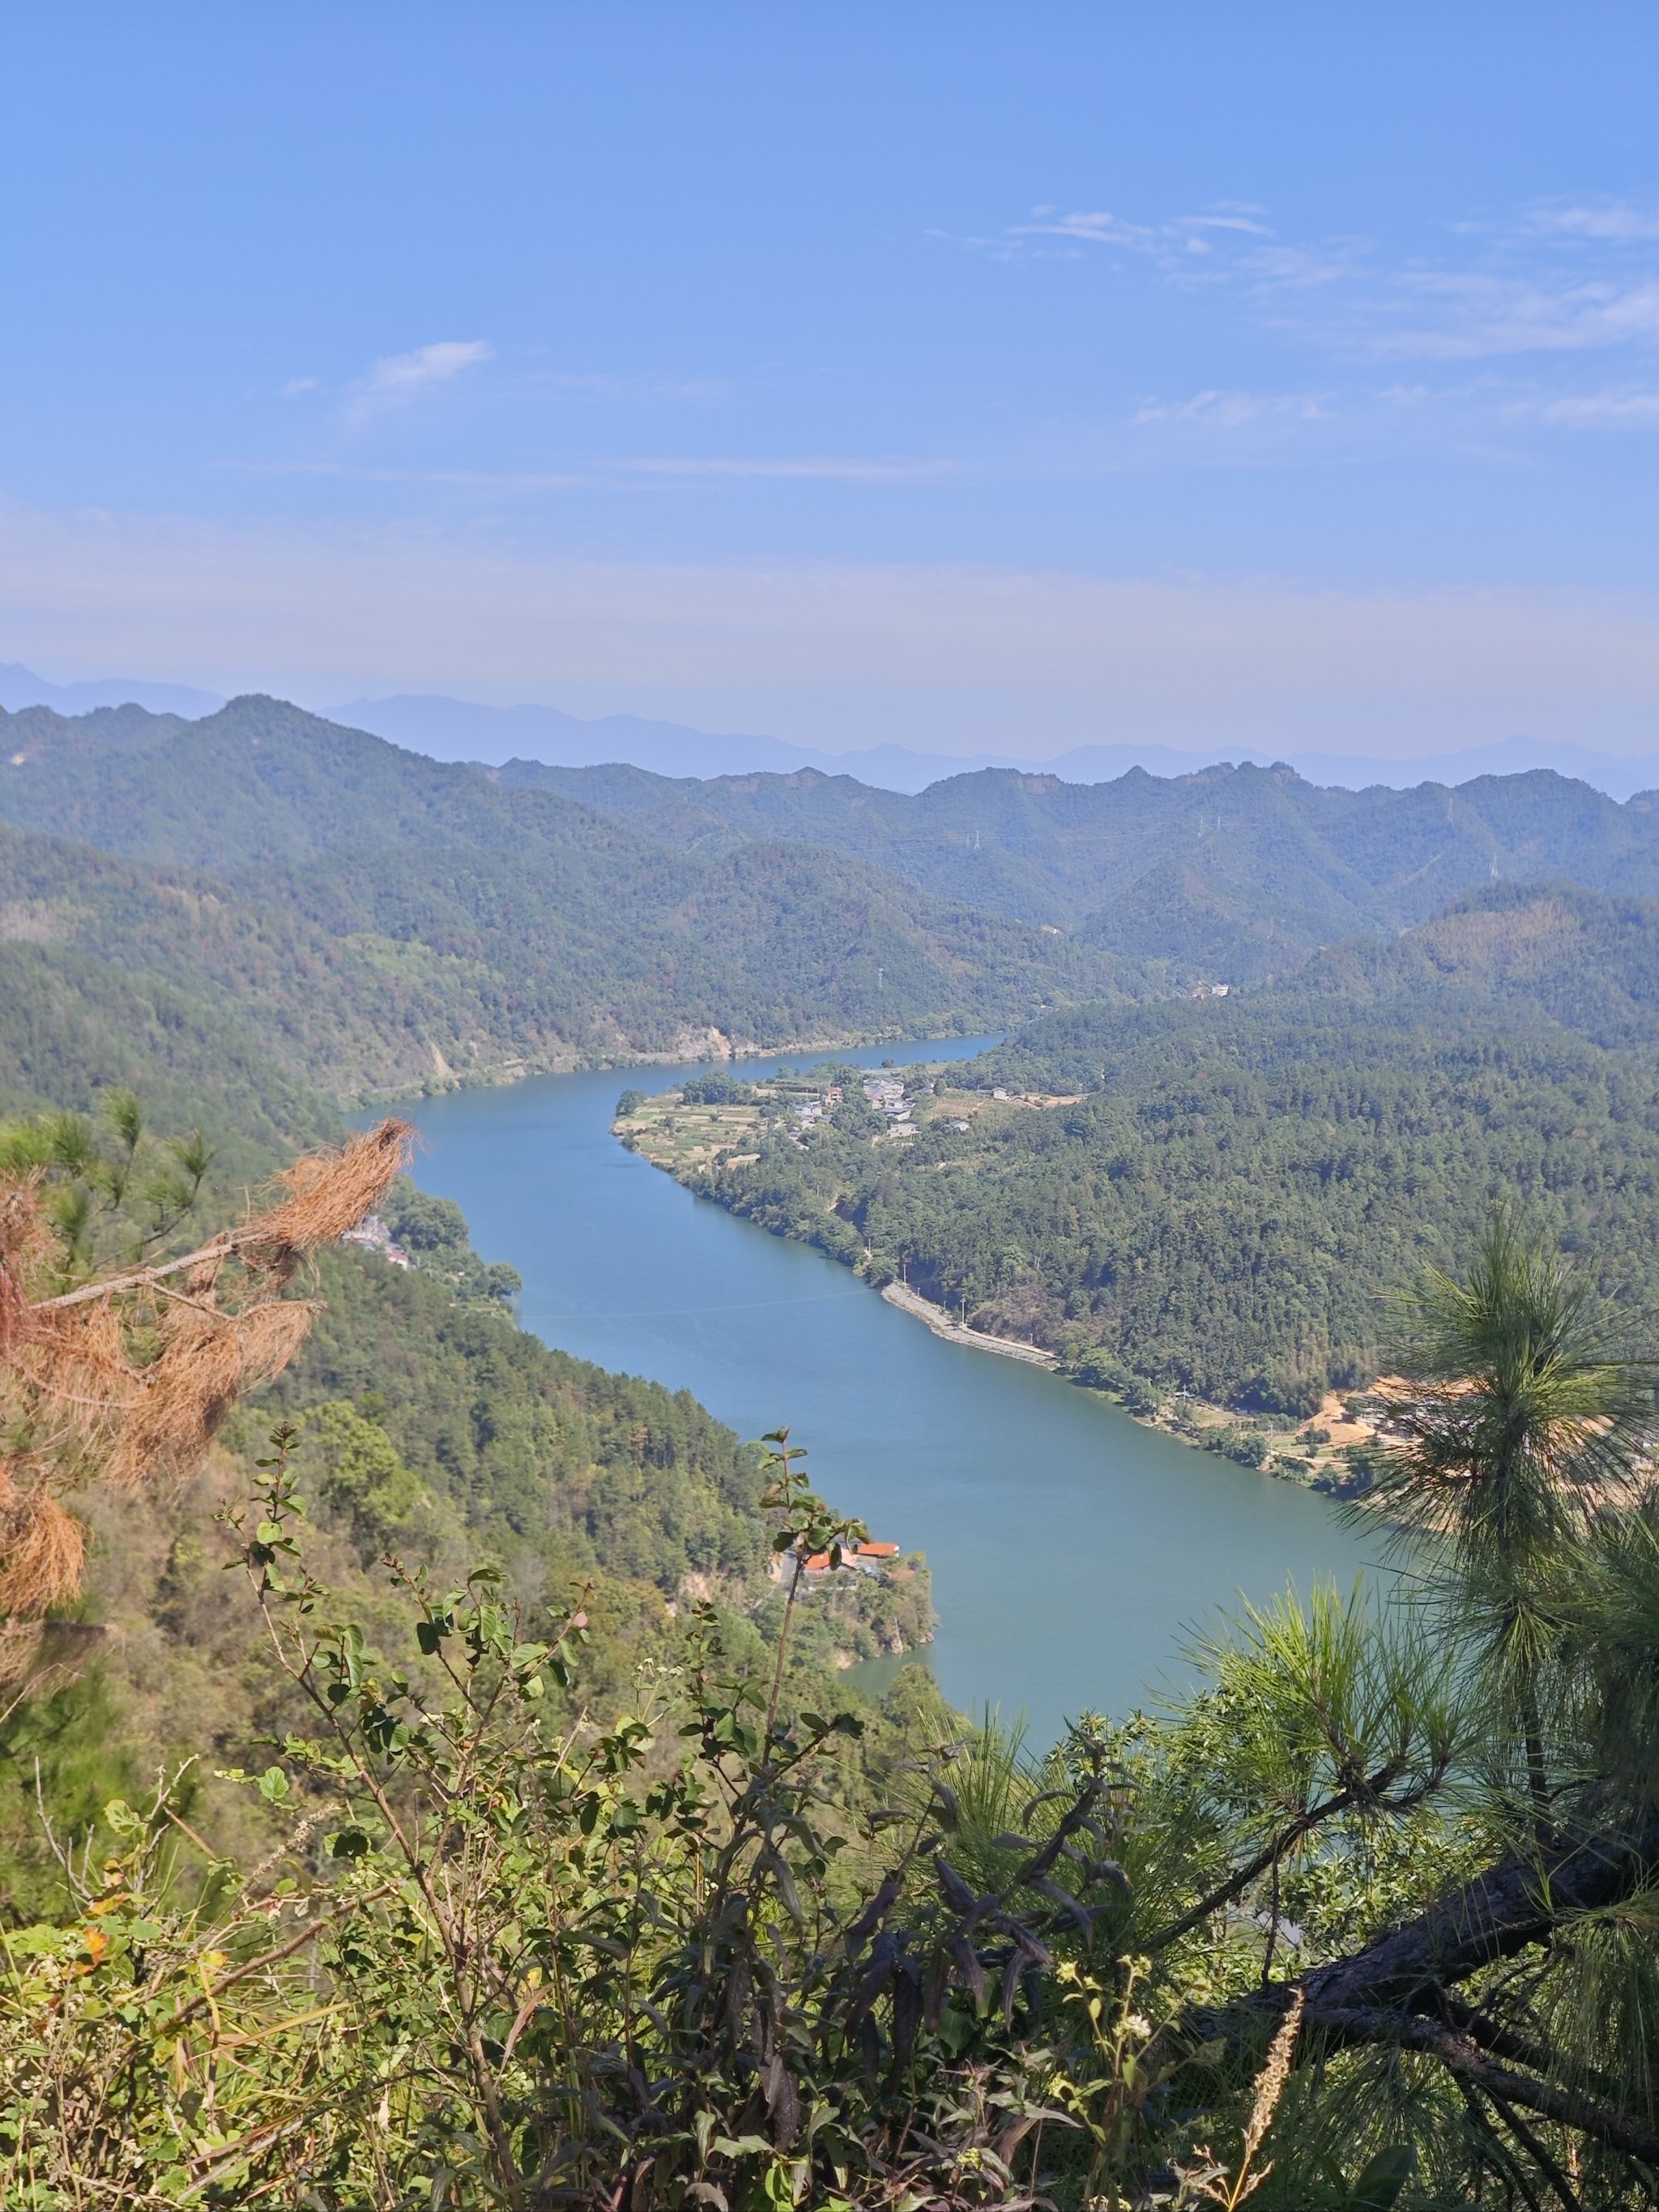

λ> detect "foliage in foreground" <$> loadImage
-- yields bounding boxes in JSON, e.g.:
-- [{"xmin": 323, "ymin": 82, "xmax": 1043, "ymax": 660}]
[
  {"xmin": 6, "ymin": 1126, "xmax": 1659, "ymax": 2204},
  {"xmin": 0, "ymin": 1430, "xmax": 1424, "ymax": 2210}
]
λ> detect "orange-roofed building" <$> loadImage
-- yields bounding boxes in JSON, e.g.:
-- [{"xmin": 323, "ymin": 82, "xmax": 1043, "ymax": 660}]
[{"xmin": 794, "ymin": 1541, "xmax": 901, "ymax": 1578}]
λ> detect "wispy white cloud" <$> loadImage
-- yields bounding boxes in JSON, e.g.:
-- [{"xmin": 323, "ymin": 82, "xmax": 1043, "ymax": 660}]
[
  {"xmin": 343, "ymin": 339, "xmax": 493, "ymax": 425},
  {"xmin": 1006, "ymin": 203, "xmax": 1277, "ymax": 271},
  {"xmin": 1013, "ymin": 208, "xmax": 1160, "ymax": 251},
  {"xmin": 1536, "ymin": 386, "xmax": 1659, "ymax": 428},
  {"xmin": 1178, "ymin": 208, "xmax": 1273, "ymax": 237},
  {"xmin": 1363, "ymin": 273, "xmax": 1659, "ymax": 360},
  {"xmin": 970, "ymin": 191, "xmax": 1659, "ymax": 378},
  {"xmin": 232, "ymin": 459, "xmax": 582, "ymax": 489},
  {"xmin": 280, "ymin": 376, "xmax": 321, "ymax": 398},
  {"xmin": 1246, "ymin": 242, "xmax": 1360, "ymax": 292},
  {"xmin": 229, "ymin": 454, "xmax": 957, "ymax": 489},
  {"xmin": 1526, "ymin": 199, "xmax": 1659, "ymax": 242},
  {"xmin": 1132, "ymin": 389, "xmax": 1329, "ymax": 428}
]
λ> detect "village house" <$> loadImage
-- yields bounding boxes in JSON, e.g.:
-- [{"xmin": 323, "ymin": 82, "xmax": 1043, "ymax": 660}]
[{"xmin": 795, "ymin": 1539, "xmax": 902, "ymax": 1579}]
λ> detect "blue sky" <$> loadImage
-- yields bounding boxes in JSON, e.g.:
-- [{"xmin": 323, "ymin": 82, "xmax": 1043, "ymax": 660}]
[{"xmin": 6, "ymin": 5, "xmax": 1659, "ymax": 757}]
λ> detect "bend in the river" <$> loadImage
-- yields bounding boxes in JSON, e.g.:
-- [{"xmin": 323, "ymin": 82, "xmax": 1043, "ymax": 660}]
[{"xmin": 401, "ymin": 1039, "xmax": 1374, "ymax": 1746}]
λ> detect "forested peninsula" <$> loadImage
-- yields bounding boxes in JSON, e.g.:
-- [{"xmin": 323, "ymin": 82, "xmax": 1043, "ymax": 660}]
[{"xmin": 625, "ymin": 882, "xmax": 1659, "ymax": 1426}]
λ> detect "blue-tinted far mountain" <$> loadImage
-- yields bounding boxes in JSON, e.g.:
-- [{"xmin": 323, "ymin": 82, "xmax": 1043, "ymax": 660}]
[
  {"xmin": 5, "ymin": 667, "xmax": 1657, "ymax": 797},
  {"xmin": 335, "ymin": 692, "xmax": 1659, "ymax": 800},
  {"xmin": 0, "ymin": 661, "xmax": 224, "ymax": 720}
]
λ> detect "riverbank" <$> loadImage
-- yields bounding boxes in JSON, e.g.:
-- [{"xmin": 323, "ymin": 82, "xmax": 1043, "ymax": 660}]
[
  {"xmin": 617, "ymin": 1070, "xmax": 1388, "ymax": 1498},
  {"xmin": 880, "ymin": 1281, "xmax": 1057, "ymax": 1366},
  {"xmin": 349, "ymin": 1024, "xmax": 979, "ymax": 1112},
  {"xmin": 876, "ymin": 1285, "xmax": 1380, "ymax": 1495}
]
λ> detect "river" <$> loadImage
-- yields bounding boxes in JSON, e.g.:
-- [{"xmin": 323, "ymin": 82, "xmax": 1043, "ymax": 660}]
[{"xmin": 400, "ymin": 1039, "xmax": 1374, "ymax": 1746}]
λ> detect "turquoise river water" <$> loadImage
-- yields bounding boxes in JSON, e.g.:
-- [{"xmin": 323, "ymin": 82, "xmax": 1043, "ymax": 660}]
[{"xmin": 401, "ymin": 1039, "xmax": 1375, "ymax": 1746}]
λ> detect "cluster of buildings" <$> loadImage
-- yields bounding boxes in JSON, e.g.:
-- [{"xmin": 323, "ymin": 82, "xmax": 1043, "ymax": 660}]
[
  {"xmin": 785, "ymin": 1082, "xmax": 842, "ymax": 1138},
  {"xmin": 340, "ymin": 1213, "xmax": 412, "ymax": 1268},
  {"xmin": 862, "ymin": 1074, "xmax": 912, "ymax": 1125}
]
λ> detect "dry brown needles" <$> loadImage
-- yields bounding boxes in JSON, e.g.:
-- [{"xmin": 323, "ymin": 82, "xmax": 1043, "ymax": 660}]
[{"xmin": 0, "ymin": 1119, "xmax": 412, "ymax": 1668}]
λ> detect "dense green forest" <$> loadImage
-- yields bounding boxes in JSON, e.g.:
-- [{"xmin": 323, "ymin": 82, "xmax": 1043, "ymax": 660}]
[
  {"xmin": 0, "ymin": 935, "xmax": 341, "ymax": 1170},
  {"xmin": 650, "ymin": 886, "xmax": 1659, "ymax": 1413},
  {"xmin": 14, "ymin": 697, "xmax": 1659, "ymax": 1122},
  {"xmin": 511, "ymin": 751, "xmax": 1659, "ymax": 981},
  {"xmin": 0, "ymin": 697, "xmax": 1137, "ymax": 1092},
  {"xmin": 8, "ymin": 1228, "xmax": 933, "ymax": 1893}
]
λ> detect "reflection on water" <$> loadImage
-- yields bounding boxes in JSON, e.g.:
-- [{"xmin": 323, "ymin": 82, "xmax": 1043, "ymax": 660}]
[{"xmin": 401, "ymin": 1039, "xmax": 1374, "ymax": 1746}]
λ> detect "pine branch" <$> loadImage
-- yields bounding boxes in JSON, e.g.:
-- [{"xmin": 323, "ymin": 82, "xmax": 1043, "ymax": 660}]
[
  {"xmin": 1314, "ymin": 2007, "xmax": 1657, "ymax": 2171},
  {"xmin": 1188, "ymin": 1801, "xmax": 1659, "ymax": 2171}
]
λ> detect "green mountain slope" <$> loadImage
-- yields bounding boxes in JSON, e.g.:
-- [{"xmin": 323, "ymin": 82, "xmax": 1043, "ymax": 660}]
[
  {"xmin": 0, "ymin": 930, "xmax": 937, "ymax": 1902},
  {"xmin": 245, "ymin": 834, "xmax": 1135, "ymax": 1060},
  {"xmin": 0, "ymin": 939, "xmax": 337, "ymax": 1170},
  {"xmin": 0, "ymin": 819, "xmax": 552, "ymax": 1103},
  {"xmin": 1289, "ymin": 880, "xmax": 1659, "ymax": 1047},
  {"xmin": 0, "ymin": 700, "xmax": 1138, "ymax": 1076},
  {"xmin": 514, "ymin": 756, "xmax": 1659, "ymax": 981},
  {"xmin": 0, "ymin": 693, "xmax": 569, "ymax": 868}
]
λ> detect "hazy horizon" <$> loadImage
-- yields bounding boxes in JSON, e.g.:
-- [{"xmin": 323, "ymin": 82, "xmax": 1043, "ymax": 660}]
[
  {"xmin": 6, "ymin": 658, "xmax": 1658, "ymax": 802},
  {"xmin": 6, "ymin": 11, "xmax": 1659, "ymax": 763}
]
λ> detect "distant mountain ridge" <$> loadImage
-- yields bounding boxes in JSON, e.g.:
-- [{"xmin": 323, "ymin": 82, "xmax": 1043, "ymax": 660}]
[
  {"xmin": 0, "ymin": 661, "xmax": 223, "ymax": 719},
  {"xmin": 341, "ymin": 689, "xmax": 1659, "ymax": 800},
  {"xmin": 498, "ymin": 754, "xmax": 1659, "ymax": 984},
  {"xmin": 8, "ymin": 692, "xmax": 1659, "ymax": 1013},
  {"xmin": 6, "ymin": 663, "xmax": 1657, "ymax": 798},
  {"xmin": 11, "ymin": 682, "xmax": 1659, "ymax": 1429}
]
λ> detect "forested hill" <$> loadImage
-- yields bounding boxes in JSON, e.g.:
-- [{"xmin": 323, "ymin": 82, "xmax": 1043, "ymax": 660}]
[
  {"xmin": 510, "ymin": 754, "xmax": 1659, "ymax": 982},
  {"xmin": 15, "ymin": 687, "xmax": 1659, "ymax": 1136},
  {"xmin": 0, "ymin": 699, "xmax": 1137, "ymax": 1097},
  {"xmin": 975, "ymin": 880, "xmax": 1659, "ymax": 1089},
  {"xmin": 0, "ymin": 692, "xmax": 594, "ymax": 868},
  {"xmin": 657, "ymin": 884, "xmax": 1659, "ymax": 1415}
]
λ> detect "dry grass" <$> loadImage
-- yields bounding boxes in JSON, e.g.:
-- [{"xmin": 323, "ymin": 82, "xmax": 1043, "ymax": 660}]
[
  {"xmin": 0, "ymin": 1619, "xmax": 46, "ymax": 1693},
  {"xmin": 1191, "ymin": 1988, "xmax": 1305, "ymax": 2209},
  {"xmin": 13, "ymin": 1299, "xmax": 132, "ymax": 1429},
  {"xmin": 0, "ymin": 1120, "xmax": 412, "ymax": 1641},
  {"xmin": 244, "ymin": 1119, "xmax": 412, "ymax": 1275},
  {"xmin": 106, "ymin": 1298, "xmax": 315, "ymax": 1489},
  {"xmin": 0, "ymin": 1480, "xmax": 85, "ymax": 1621},
  {"xmin": 1237, "ymin": 1988, "xmax": 1304, "ymax": 2176}
]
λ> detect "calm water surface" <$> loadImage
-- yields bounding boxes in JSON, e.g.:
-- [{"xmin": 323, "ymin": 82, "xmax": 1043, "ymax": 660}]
[{"xmin": 402, "ymin": 1040, "xmax": 1374, "ymax": 1745}]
